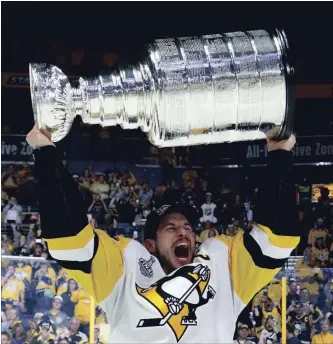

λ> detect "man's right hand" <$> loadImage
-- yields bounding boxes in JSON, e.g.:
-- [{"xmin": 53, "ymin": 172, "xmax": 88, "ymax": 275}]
[{"xmin": 26, "ymin": 125, "xmax": 55, "ymax": 149}]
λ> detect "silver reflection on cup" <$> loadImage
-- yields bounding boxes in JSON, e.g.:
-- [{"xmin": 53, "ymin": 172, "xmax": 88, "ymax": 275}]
[{"xmin": 29, "ymin": 28, "xmax": 293, "ymax": 147}]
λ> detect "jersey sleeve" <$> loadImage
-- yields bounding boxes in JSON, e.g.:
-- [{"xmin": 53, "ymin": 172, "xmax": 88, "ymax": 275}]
[
  {"xmin": 45, "ymin": 226, "xmax": 130, "ymax": 303},
  {"xmin": 33, "ymin": 145, "xmax": 130, "ymax": 304},
  {"xmin": 223, "ymin": 150, "xmax": 300, "ymax": 311}
]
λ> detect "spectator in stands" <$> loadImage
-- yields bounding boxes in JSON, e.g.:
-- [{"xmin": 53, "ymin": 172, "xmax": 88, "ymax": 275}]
[
  {"xmin": 33, "ymin": 320, "xmax": 55, "ymax": 344},
  {"xmin": 298, "ymin": 255, "xmax": 324, "ymax": 304},
  {"xmin": 258, "ymin": 316, "xmax": 281, "ymax": 344},
  {"xmin": 197, "ymin": 180, "xmax": 211, "ymax": 205},
  {"xmin": 197, "ymin": 221, "xmax": 219, "ymax": 243},
  {"xmin": 116, "ymin": 199, "xmax": 136, "ymax": 236},
  {"xmin": 311, "ymin": 320, "xmax": 333, "ymax": 344},
  {"xmin": 200, "ymin": 193, "xmax": 217, "ymax": 224},
  {"xmin": 34, "ymin": 263, "xmax": 56, "ymax": 313},
  {"xmin": 225, "ymin": 224, "xmax": 240, "ymax": 237},
  {"xmin": 122, "ymin": 169, "xmax": 136, "ymax": 186},
  {"xmin": 32, "ymin": 243, "xmax": 45, "ymax": 257},
  {"xmin": 1, "ymin": 265, "xmax": 25, "ymax": 310},
  {"xmin": 181, "ymin": 180, "xmax": 196, "ymax": 203},
  {"xmin": 163, "ymin": 180, "xmax": 180, "ymax": 204},
  {"xmin": 308, "ymin": 218, "xmax": 328, "ymax": 247},
  {"xmin": 2, "ymin": 166, "xmax": 18, "ymax": 198},
  {"xmin": 312, "ymin": 237, "xmax": 329, "ymax": 267},
  {"xmin": 88, "ymin": 195, "xmax": 108, "ymax": 226},
  {"xmin": 94, "ymin": 326, "xmax": 104, "ymax": 344},
  {"xmin": 25, "ymin": 313, "xmax": 43, "ymax": 343},
  {"xmin": 139, "ymin": 182, "xmax": 153, "ymax": 209},
  {"xmin": 90, "ymin": 174, "xmax": 109, "ymax": 201},
  {"xmin": 182, "ymin": 165, "xmax": 198, "ymax": 188},
  {"xmin": 317, "ymin": 187, "xmax": 331, "ymax": 220},
  {"xmin": 2, "ymin": 308, "xmax": 21, "ymax": 333},
  {"xmin": 54, "ymin": 324, "xmax": 71, "ymax": 344},
  {"xmin": 287, "ymin": 302, "xmax": 314, "ymax": 343},
  {"xmin": 287, "ymin": 280, "xmax": 300, "ymax": 308},
  {"xmin": 68, "ymin": 317, "xmax": 88, "ymax": 344},
  {"xmin": 44, "ymin": 296, "xmax": 69, "ymax": 329},
  {"xmin": 233, "ymin": 324, "xmax": 255, "ymax": 344},
  {"xmin": 109, "ymin": 179, "xmax": 123, "ymax": 206},
  {"xmin": 12, "ymin": 232, "xmax": 31, "ymax": 257},
  {"xmin": 262, "ymin": 298, "xmax": 281, "ymax": 331},
  {"xmin": 3, "ymin": 197, "xmax": 22, "ymax": 225},
  {"xmin": 1, "ymin": 234, "xmax": 14, "ymax": 255},
  {"xmin": 232, "ymin": 194, "xmax": 245, "ymax": 220},
  {"xmin": 1, "ymin": 332, "xmax": 12, "ymax": 344},
  {"xmin": 216, "ymin": 200, "xmax": 232, "ymax": 227},
  {"xmin": 286, "ymin": 323, "xmax": 301, "ymax": 344},
  {"xmin": 12, "ymin": 321, "xmax": 26, "ymax": 344},
  {"xmin": 70, "ymin": 288, "xmax": 91, "ymax": 336},
  {"xmin": 60, "ymin": 278, "xmax": 78, "ymax": 318},
  {"xmin": 232, "ymin": 218, "xmax": 244, "ymax": 233}
]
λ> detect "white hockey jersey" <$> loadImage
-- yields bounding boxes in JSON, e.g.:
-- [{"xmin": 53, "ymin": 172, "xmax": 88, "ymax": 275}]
[{"xmin": 45, "ymin": 223, "xmax": 299, "ymax": 343}]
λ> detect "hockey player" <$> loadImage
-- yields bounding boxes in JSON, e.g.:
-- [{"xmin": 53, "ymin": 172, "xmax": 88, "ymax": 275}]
[{"xmin": 27, "ymin": 125, "xmax": 299, "ymax": 343}]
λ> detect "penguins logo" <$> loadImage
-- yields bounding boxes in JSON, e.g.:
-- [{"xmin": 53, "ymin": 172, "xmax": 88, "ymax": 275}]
[{"xmin": 136, "ymin": 264, "xmax": 216, "ymax": 342}]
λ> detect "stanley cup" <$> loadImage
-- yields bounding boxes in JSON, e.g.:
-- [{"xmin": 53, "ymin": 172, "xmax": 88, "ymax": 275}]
[{"xmin": 29, "ymin": 29, "xmax": 293, "ymax": 147}]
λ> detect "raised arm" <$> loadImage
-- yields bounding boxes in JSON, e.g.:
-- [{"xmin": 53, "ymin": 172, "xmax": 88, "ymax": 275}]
[
  {"xmin": 226, "ymin": 129, "xmax": 300, "ymax": 310},
  {"xmin": 26, "ymin": 125, "xmax": 129, "ymax": 303}
]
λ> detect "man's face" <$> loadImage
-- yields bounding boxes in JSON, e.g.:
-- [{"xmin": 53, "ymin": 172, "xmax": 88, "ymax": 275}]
[
  {"xmin": 70, "ymin": 319, "xmax": 80, "ymax": 332},
  {"xmin": 7, "ymin": 265, "xmax": 15, "ymax": 276},
  {"xmin": 238, "ymin": 328, "xmax": 249, "ymax": 340},
  {"xmin": 290, "ymin": 282, "xmax": 297, "ymax": 293},
  {"xmin": 265, "ymin": 300, "xmax": 273, "ymax": 312},
  {"xmin": 295, "ymin": 307, "xmax": 303, "ymax": 316},
  {"xmin": 321, "ymin": 323, "xmax": 329, "ymax": 332},
  {"xmin": 35, "ymin": 244, "xmax": 43, "ymax": 256},
  {"xmin": 53, "ymin": 299, "xmax": 62, "ymax": 311},
  {"xmin": 1, "ymin": 334, "xmax": 10, "ymax": 344},
  {"xmin": 153, "ymin": 213, "xmax": 195, "ymax": 274},
  {"xmin": 266, "ymin": 319, "xmax": 274, "ymax": 331},
  {"xmin": 7, "ymin": 309, "xmax": 17, "ymax": 320}
]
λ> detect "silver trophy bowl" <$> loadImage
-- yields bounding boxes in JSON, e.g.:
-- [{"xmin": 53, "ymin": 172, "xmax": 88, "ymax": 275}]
[{"xmin": 30, "ymin": 28, "xmax": 293, "ymax": 147}]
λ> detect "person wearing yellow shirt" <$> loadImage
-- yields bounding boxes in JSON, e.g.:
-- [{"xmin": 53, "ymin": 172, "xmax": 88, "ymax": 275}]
[
  {"xmin": 308, "ymin": 218, "xmax": 328, "ymax": 246},
  {"xmin": 312, "ymin": 237, "xmax": 329, "ymax": 266},
  {"xmin": 71, "ymin": 288, "xmax": 91, "ymax": 336},
  {"xmin": 1, "ymin": 265, "xmax": 25, "ymax": 309},
  {"xmin": 197, "ymin": 221, "xmax": 219, "ymax": 243},
  {"xmin": 262, "ymin": 298, "xmax": 282, "ymax": 332},
  {"xmin": 311, "ymin": 321, "xmax": 333, "ymax": 344},
  {"xmin": 297, "ymin": 256, "xmax": 323, "ymax": 302},
  {"xmin": 268, "ymin": 278, "xmax": 282, "ymax": 304},
  {"xmin": 56, "ymin": 269, "xmax": 71, "ymax": 296},
  {"xmin": 15, "ymin": 261, "xmax": 32, "ymax": 283},
  {"xmin": 34, "ymin": 263, "xmax": 56, "ymax": 313}
]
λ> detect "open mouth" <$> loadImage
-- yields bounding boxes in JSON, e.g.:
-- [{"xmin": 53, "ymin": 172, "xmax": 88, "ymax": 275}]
[{"xmin": 173, "ymin": 241, "xmax": 190, "ymax": 263}]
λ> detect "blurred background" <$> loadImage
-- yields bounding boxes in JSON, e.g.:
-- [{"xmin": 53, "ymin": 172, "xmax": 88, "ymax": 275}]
[{"xmin": 1, "ymin": 2, "xmax": 333, "ymax": 344}]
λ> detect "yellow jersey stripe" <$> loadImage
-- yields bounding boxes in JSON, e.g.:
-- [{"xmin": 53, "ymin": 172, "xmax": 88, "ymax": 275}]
[
  {"xmin": 45, "ymin": 224, "xmax": 94, "ymax": 250},
  {"xmin": 256, "ymin": 223, "xmax": 300, "ymax": 248}
]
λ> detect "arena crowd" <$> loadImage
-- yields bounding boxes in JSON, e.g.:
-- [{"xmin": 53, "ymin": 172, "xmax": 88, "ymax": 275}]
[{"xmin": 1, "ymin": 162, "xmax": 333, "ymax": 343}]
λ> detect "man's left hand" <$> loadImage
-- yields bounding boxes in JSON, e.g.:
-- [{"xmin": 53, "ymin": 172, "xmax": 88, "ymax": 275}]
[{"xmin": 266, "ymin": 127, "xmax": 296, "ymax": 152}]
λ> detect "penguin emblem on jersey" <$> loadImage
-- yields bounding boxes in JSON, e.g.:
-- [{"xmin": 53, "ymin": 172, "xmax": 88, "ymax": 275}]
[{"xmin": 136, "ymin": 264, "xmax": 216, "ymax": 342}]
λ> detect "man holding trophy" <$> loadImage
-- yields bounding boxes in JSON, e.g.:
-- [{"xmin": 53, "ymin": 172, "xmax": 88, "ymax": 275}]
[{"xmin": 26, "ymin": 28, "xmax": 300, "ymax": 343}]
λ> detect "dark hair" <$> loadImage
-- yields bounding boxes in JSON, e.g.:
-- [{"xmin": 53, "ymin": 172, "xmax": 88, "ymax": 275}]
[
  {"xmin": 286, "ymin": 323, "xmax": 294, "ymax": 334},
  {"xmin": 12, "ymin": 322, "xmax": 24, "ymax": 339},
  {"xmin": 66, "ymin": 278, "xmax": 78, "ymax": 292},
  {"xmin": 1, "ymin": 332, "xmax": 11, "ymax": 340}
]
